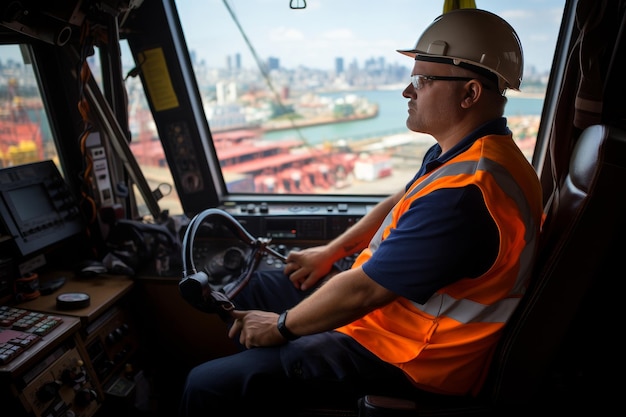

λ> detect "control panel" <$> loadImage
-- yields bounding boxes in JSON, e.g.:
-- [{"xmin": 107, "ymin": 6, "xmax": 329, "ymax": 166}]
[
  {"xmin": 0, "ymin": 306, "xmax": 65, "ymax": 365},
  {"xmin": 221, "ymin": 201, "xmax": 373, "ymax": 241},
  {"xmin": 2, "ymin": 274, "xmax": 138, "ymax": 416},
  {"xmin": 88, "ymin": 143, "xmax": 115, "ymax": 207},
  {"xmin": 1, "ymin": 306, "xmax": 98, "ymax": 417},
  {"xmin": 15, "ymin": 345, "xmax": 100, "ymax": 417},
  {"xmin": 83, "ymin": 305, "xmax": 139, "ymax": 388},
  {"xmin": 180, "ymin": 201, "xmax": 374, "ymax": 279}
]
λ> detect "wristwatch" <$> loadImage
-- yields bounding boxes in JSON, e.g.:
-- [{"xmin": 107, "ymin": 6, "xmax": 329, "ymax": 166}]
[{"xmin": 277, "ymin": 310, "xmax": 300, "ymax": 341}]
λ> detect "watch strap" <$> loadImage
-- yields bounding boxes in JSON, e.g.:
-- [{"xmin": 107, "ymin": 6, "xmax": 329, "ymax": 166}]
[{"xmin": 277, "ymin": 310, "xmax": 300, "ymax": 341}]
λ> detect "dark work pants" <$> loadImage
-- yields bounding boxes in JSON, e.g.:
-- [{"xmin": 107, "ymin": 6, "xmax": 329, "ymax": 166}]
[{"xmin": 178, "ymin": 270, "xmax": 417, "ymax": 417}]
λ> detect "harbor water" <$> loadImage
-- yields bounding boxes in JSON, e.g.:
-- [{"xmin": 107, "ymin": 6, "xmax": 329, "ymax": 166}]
[{"xmin": 263, "ymin": 89, "xmax": 544, "ymax": 145}]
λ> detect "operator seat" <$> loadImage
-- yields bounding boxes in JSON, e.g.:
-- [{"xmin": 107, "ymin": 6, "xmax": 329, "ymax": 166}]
[{"xmin": 300, "ymin": 124, "xmax": 626, "ymax": 416}]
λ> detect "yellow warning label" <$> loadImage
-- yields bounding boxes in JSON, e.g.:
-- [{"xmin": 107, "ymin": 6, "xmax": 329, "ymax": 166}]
[{"xmin": 140, "ymin": 47, "xmax": 179, "ymax": 112}]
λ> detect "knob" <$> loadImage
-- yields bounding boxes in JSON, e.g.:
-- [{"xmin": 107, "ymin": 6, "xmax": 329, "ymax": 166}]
[
  {"xmin": 61, "ymin": 365, "xmax": 87, "ymax": 386},
  {"xmin": 98, "ymin": 360, "xmax": 115, "ymax": 377},
  {"xmin": 106, "ymin": 332, "xmax": 117, "ymax": 345},
  {"xmin": 75, "ymin": 388, "xmax": 97, "ymax": 407},
  {"xmin": 36, "ymin": 381, "xmax": 61, "ymax": 402}
]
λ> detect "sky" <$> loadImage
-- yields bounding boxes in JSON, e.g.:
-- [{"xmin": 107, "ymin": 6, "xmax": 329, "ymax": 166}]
[
  {"xmin": 0, "ymin": 0, "xmax": 565, "ymax": 75},
  {"xmin": 175, "ymin": 0, "xmax": 566, "ymax": 73}
]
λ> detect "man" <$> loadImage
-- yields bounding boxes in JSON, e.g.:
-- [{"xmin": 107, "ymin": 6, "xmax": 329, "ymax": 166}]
[{"xmin": 179, "ymin": 9, "xmax": 543, "ymax": 416}]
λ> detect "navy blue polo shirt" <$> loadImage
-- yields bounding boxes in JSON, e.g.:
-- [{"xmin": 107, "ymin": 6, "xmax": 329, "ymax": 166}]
[{"xmin": 361, "ymin": 118, "xmax": 507, "ymax": 304}]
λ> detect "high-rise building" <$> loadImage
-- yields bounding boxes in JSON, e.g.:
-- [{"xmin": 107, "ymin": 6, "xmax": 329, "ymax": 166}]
[
  {"xmin": 267, "ymin": 57, "xmax": 280, "ymax": 71},
  {"xmin": 216, "ymin": 81, "xmax": 237, "ymax": 104},
  {"xmin": 335, "ymin": 57, "xmax": 344, "ymax": 74}
]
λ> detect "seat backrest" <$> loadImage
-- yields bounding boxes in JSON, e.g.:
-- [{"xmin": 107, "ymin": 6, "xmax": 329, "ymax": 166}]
[{"xmin": 484, "ymin": 124, "xmax": 626, "ymax": 407}]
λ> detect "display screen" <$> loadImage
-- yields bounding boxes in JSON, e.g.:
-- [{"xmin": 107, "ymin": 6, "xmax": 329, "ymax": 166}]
[
  {"xmin": 8, "ymin": 184, "xmax": 54, "ymax": 222},
  {"xmin": 0, "ymin": 160, "xmax": 84, "ymax": 256}
]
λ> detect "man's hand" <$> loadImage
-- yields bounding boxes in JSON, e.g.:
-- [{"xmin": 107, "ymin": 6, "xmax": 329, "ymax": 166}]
[
  {"xmin": 228, "ymin": 310, "xmax": 285, "ymax": 348},
  {"xmin": 284, "ymin": 245, "xmax": 336, "ymax": 290}
]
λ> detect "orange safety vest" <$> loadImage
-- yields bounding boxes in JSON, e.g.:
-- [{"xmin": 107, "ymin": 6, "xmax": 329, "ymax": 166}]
[{"xmin": 336, "ymin": 133, "xmax": 543, "ymax": 396}]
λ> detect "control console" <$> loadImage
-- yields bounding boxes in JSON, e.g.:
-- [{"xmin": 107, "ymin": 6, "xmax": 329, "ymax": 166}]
[
  {"xmin": 17, "ymin": 345, "xmax": 100, "ymax": 417},
  {"xmin": 1, "ymin": 306, "xmax": 98, "ymax": 417},
  {"xmin": 221, "ymin": 201, "xmax": 373, "ymax": 241},
  {"xmin": 2, "ymin": 274, "xmax": 137, "ymax": 417},
  {"xmin": 0, "ymin": 306, "xmax": 64, "ymax": 365},
  {"xmin": 83, "ymin": 305, "xmax": 139, "ymax": 387},
  {"xmin": 190, "ymin": 202, "xmax": 369, "ymax": 276}
]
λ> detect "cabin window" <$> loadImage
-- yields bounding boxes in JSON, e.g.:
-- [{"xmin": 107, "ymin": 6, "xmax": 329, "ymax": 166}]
[
  {"xmin": 168, "ymin": 0, "xmax": 564, "ymax": 196},
  {"xmin": 0, "ymin": 45, "xmax": 58, "ymax": 171}
]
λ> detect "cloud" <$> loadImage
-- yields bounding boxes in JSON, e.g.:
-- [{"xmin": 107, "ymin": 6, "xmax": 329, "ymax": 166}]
[
  {"xmin": 499, "ymin": 9, "xmax": 533, "ymax": 20},
  {"xmin": 269, "ymin": 27, "xmax": 306, "ymax": 41},
  {"xmin": 321, "ymin": 28, "xmax": 355, "ymax": 40}
]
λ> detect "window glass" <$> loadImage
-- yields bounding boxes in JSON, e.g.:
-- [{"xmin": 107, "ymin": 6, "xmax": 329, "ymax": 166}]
[
  {"xmin": 121, "ymin": 42, "xmax": 182, "ymax": 216},
  {"xmin": 87, "ymin": 43, "xmax": 183, "ymax": 217},
  {"xmin": 172, "ymin": 0, "xmax": 564, "ymax": 195},
  {"xmin": 0, "ymin": 45, "xmax": 57, "ymax": 169}
]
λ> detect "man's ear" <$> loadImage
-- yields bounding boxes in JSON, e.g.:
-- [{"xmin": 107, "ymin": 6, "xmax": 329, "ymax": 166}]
[{"xmin": 460, "ymin": 80, "xmax": 483, "ymax": 109}]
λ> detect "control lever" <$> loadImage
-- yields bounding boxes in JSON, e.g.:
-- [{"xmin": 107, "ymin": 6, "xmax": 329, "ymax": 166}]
[
  {"xmin": 180, "ymin": 208, "xmax": 286, "ymax": 319},
  {"xmin": 257, "ymin": 238, "xmax": 288, "ymax": 263}
]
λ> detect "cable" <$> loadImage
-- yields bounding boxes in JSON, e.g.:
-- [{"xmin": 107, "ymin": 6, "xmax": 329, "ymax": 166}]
[
  {"xmin": 76, "ymin": 22, "xmax": 99, "ymax": 257},
  {"xmin": 222, "ymin": 0, "xmax": 310, "ymax": 146}
]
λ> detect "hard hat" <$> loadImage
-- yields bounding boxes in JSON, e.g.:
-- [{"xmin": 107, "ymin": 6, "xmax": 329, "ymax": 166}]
[{"xmin": 397, "ymin": 9, "xmax": 523, "ymax": 92}]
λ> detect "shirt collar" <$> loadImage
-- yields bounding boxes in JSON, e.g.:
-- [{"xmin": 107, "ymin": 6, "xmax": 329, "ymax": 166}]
[{"xmin": 424, "ymin": 117, "xmax": 510, "ymax": 172}]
